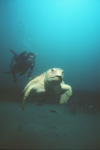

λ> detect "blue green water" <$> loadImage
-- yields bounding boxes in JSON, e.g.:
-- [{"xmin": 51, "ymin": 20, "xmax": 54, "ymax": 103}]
[
  {"xmin": 0, "ymin": 0, "xmax": 100, "ymax": 91},
  {"xmin": 0, "ymin": 0, "xmax": 100, "ymax": 149}
]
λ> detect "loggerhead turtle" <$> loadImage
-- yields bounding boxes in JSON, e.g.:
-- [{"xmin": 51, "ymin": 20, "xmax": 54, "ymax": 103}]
[{"xmin": 21, "ymin": 68, "xmax": 72, "ymax": 110}]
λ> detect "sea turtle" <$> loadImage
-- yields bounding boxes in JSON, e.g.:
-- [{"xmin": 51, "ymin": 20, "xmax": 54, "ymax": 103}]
[{"xmin": 21, "ymin": 68, "xmax": 72, "ymax": 110}]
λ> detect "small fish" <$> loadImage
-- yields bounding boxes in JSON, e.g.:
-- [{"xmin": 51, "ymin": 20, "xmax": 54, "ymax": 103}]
[{"xmin": 49, "ymin": 110, "xmax": 60, "ymax": 114}]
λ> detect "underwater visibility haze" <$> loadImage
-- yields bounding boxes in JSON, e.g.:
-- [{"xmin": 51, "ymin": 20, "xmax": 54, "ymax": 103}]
[{"xmin": 0, "ymin": 0, "xmax": 100, "ymax": 149}]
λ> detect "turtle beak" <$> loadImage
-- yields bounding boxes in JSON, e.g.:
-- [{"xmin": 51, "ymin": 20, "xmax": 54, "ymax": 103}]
[
  {"xmin": 51, "ymin": 75, "xmax": 62, "ymax": 82},
  {"xmin": 56, "ymin": 75, "xmax": 62, "ymax": 81}
]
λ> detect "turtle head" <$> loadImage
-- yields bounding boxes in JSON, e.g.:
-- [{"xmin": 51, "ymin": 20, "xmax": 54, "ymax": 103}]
[{"xmin": 45, "ymin": 68, "xmax": 64, "ymax": 85}]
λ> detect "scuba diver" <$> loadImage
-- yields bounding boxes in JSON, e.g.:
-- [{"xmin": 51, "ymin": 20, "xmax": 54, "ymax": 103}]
[{"xmin": 10, "ymin": 49, "xmax": 36, "ymax": 82}]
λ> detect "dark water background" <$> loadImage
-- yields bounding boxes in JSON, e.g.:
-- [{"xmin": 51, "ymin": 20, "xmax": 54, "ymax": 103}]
[{"xmin": 0, "ymin": 0, "xmax": 100, "ymax": 149}]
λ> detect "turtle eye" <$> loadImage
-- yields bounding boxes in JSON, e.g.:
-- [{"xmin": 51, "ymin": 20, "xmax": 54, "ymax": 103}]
[{"xmin": 51, "ymin": 68, "xmax": 54, "ymax": 72}]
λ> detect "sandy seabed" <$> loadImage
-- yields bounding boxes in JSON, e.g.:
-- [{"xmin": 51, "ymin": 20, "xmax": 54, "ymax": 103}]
[{"xmin": 0, "ymin": 99, "xmax": 100, "ymax": 150}]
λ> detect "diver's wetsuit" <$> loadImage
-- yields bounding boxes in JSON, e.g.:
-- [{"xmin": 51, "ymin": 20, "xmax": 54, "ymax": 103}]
[{"xmin": 10, "ymin": 49, "xmax": 35, "ymax": 82}]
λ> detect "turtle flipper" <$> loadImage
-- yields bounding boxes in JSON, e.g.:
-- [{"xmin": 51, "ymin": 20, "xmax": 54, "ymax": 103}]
[
  {"xmin": 59, "ymin": 85, "xmax": 72, "ymax": 104},
  {"xmin": 21, "ymin": 85, "xmax": 35, "ymax": 110}
]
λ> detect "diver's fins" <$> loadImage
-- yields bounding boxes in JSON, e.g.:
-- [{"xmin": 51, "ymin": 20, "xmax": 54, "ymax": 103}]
[{"xmin": 10, "ymin": 49, "xmax": 17, "ymax": 56}]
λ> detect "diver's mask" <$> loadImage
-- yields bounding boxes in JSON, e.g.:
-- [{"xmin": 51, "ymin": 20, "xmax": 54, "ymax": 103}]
[{"xmin": 27, "ymin": 55, "xmax": 35, "ymax": 63}]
